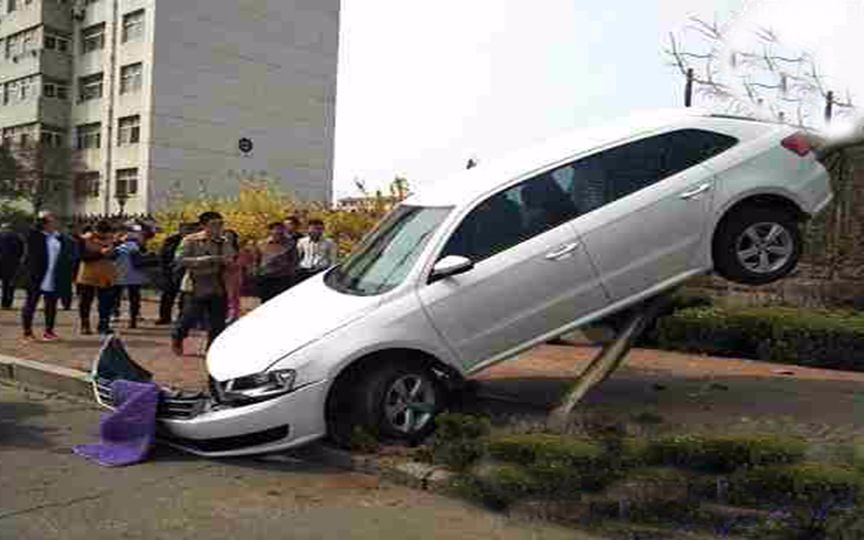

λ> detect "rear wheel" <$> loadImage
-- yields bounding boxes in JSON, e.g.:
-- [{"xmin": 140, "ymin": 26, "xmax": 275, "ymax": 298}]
[{"xmin": 713, "ymin": 206, "xmax": 802, "ymax": 285}]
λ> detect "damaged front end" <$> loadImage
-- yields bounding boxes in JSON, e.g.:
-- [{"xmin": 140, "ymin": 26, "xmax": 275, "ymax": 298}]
[
  {"xmin": 91, "ymin": 336, "xmax": 211, "ymax": 420},
  {"xmin": 89, "ymin": 336, "xmax": 329, "ymax": 456}
]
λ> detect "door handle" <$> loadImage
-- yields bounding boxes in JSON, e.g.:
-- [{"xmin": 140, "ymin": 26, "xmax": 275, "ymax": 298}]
[
  {"xmin": 679, "ymin": 183, "xmax": 712, "ymax": 200},
  {"xmin": 545, "ymin": 242, "xmax": 579, "ymax": 260}
]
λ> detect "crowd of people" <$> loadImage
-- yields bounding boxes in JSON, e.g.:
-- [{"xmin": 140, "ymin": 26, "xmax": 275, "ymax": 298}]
[{"xmin": 0, "ymin": 211, "xmax": 338, "ymax": 355}]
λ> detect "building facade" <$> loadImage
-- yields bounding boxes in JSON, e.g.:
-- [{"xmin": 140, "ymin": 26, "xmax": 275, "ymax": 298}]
[{"xmin": 0, "ymin": 0, "xmax": 339, "ymax": 215}]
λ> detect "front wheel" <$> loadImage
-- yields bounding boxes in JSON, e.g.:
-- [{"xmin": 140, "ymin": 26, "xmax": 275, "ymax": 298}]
[
  {"xmin": 361, "ymin": 362, "xmax": 445, "ymax": 443},
  {"xmin": 713, "ymin": 206, "xmax": 803, "ymax": 285},
  {"xmin": 328, "ymin": 361, "xmax": 447, "ymax": 447}
]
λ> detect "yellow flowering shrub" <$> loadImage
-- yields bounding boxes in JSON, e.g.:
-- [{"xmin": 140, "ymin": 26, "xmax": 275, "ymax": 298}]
[{"xmin": 152, "ymin": 179, "xmax": 394, "ymax": 259}]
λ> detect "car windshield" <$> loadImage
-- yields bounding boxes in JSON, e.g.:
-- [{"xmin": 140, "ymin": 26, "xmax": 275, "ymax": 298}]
[{"xmin": 325, "ymin": 205, "xmax": 452, "ymax": 296}]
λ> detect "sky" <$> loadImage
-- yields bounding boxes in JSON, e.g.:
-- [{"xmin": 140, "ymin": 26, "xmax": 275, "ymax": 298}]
[{"xmin": 332, "ymin": 0, "xmax": 861, "ymax": 199}]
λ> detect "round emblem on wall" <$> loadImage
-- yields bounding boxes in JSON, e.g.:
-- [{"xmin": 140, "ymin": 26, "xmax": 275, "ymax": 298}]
[{"xmin": 238, "ymin": 137, "xmax": 254, "ymax": 154}]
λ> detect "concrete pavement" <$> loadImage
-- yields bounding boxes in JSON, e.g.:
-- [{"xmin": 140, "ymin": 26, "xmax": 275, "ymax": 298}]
[{"xmin": 0, "ymin": 382, "xmax": 591, "ymax": 540}]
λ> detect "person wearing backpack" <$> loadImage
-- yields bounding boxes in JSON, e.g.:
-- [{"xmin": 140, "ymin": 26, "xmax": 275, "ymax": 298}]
[
  {"xmin": 113, "ymin": 224, "xmax": 148, "ymax": 329},
  {"xmin": 155, "ymin": 222, "xmax": 197, "ymax": 325}
]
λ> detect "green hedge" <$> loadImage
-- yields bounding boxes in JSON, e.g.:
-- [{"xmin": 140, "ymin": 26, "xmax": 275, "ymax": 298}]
[
  {"xmin": 488, "ymin": 434, "xmax": 611, "ymax": 493},
  {"xmin": 654, "ymin": 306, "xmax": 864, "ymax": 370},
  {"xmin": 431, "ymin": 413, "xmax": 491, "ymax": 471},
  {"xmin": 453, "ymin": 464, "xmax": 539, "ymax": 510},
  {"xmin": 488, "ymin": 434, "xmax": 604, "ymax": 467},
  {"xmin": 645, "ymin": 434, "xmax": 807, "ymax": 474},
  {"xmin": 730, "ymin": 463, "xmax": 864, "ymax": 507}
]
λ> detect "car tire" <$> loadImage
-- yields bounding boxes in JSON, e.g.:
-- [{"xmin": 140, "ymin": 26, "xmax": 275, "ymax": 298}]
[
  {"xmin": 713, "ymin": 205, "xmax": 803, "ymax": 285},
  {"xmin": 354, "ymin": 361, "xmax": 446, "ymax": 445}
]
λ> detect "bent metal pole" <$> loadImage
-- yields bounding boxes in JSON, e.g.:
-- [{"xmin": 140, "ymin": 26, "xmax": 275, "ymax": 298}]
[{"xmin": 547, "ymin": 291, "xmax": 675, "ymax": 431}]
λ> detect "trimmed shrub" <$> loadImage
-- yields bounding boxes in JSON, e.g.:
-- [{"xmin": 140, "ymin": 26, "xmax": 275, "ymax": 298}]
[
  {"xmin": 646, "ymin": 434, "xmax": 807, "ymax": 474},
  {"xmin": 654, "ymin": 306, "xmax": 864, "ymax": 370},
  {"xmin": 488, "ymin": 434, "xmax": 604, "ymax": 468},
  {"xmin": 453, "ymin": 464, "xmax": 539, "ymax": 510},
  {"xmin": 638, "ymin": 289, "xmax": 714, "ymax": 347},
  {"xmin": 431, "ymin": 413, "xmax": 491, "ymax": 471},
  {"xmin": 489, "ymin": 434, "xmax": 610, "ymax": 493},
  {"xmin": 730, "ymin": 463, "xmax": 864, "ymax": 508}
]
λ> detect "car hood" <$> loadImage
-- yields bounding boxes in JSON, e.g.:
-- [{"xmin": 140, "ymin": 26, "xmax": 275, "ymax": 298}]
[{"xmin": 206, "ymin": 273, "xmax": 382, "ymax": 381}]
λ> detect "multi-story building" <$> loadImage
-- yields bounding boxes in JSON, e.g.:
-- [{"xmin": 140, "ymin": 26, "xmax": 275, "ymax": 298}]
[{"xmin": 0, "ymin": 0, "xmax": 339, "ymax": 215}]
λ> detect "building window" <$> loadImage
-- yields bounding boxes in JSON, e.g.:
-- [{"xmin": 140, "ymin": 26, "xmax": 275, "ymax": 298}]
[
  {"xmin": 78, "ymin": 73, "xmax": 103, "ymax": 102},
  {"xmin": 8, "ymin": 0, "xmax": 16, "ymax": 13},
  {"xmin": 19, "ymin": 77, "xmax": 33, "ymax": 100},
  {"xmin": 41, "ymin": 128, "xmax": 64, "ymax": 148},
  {"xmin": 119, "ymin": 63, "xmax": 143, "ymax": 94},
  {"xmin": 3, "ymin": 28, "xmax": 37, "ymax": 59},
  {"xmin": 42, "ymin": 79, "xmax": 69, "ymax": 100},
  {"xmin": 76, "ymin": 122, "xmax": 101, "ymax": 149},
  {"xmin": 43, "ymin": 32, "xmax": 70, "ymax": 53},
  {"xmin": 22, "ymin": 33, "xmax": 33, "ymax": 53},
  {"xmin": 76, "ymin": 172, "xmax": 100, "ymax": 198},
  {"xmin": 117, "ymin": 115, "xmax": 140, "ymax": 146},
  {"xmin": 2, "ymin": 82, "xmax": 15, "ymax": 105},
  {"xmin": 116, "ymin": 168, "xmax": 138, "ymax": 197},
  {"xmin": 4, "ymin": 35, "xmax": 15, "ymax": 59},
  {"xmin": 80, "ymin": 23, "xmax": 105, "ymax": 54},
  {"xmin": 122, "ymin": 10, "xmax": 145, "ymax": 43}
]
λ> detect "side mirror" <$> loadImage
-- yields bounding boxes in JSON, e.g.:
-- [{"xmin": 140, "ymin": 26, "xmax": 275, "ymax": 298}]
[{"xmin": 430, "ymin": 255, "xmax": 474, "ymax": 283}]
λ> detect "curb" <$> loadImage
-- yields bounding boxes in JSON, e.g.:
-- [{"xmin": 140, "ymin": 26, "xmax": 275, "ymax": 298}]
[
  {"xmin": 0, "ymin": 354, "xmax": 91, "ymax": 398},
  {"xmin": 0, "ymin": 353, "xmax": 455, "ymax": 493},
  {"xmin": 284, "ymin": 444, "xmax": 456, "ymax": 492}
]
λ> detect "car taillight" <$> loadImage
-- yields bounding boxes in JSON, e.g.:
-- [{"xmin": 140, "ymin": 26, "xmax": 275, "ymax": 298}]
[{"xmin": 781, "ymin": 132, "xmax": 813, "ymax": 156}]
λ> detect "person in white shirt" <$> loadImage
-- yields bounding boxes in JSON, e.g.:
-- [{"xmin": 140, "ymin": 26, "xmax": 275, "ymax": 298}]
[
  {"xmin": 295, "ymin": 219, "xmax": 337, "ymax": 284},
  {"xmin": 21, "ymin": 212, "xmax": 73, "ymax": 341}
]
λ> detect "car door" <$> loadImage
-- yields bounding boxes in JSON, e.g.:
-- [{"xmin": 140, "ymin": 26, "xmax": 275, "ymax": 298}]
[
  {"xmin": 572, "ymin": 129, "xmax": 738, "ymax": 302},
  {"xmin": 418, "ymin": 169, "xmax": 609, "ymax": 372}
]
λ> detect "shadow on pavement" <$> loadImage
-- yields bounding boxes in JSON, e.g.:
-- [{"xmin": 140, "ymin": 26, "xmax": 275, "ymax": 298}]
[
  {"xmin": 0, "ymin": 400, "xmax": 59, "ymax": 450},
  {"xmin": 144, "ymin": 440, "xmax": 340, "ymax": 476}
]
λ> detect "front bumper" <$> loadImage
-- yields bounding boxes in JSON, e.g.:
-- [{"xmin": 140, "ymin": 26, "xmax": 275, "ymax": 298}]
[
  {"xmin": 157, "ymin": 380, "xmax": 329, "ymax": 457},
  {"xmin": 91, "ymin": 337, "xmax": 329, "ymax": 457}
]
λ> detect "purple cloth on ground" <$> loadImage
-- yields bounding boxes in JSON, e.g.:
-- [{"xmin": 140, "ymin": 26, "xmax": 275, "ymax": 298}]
[{"xmin": 73, "ymin": 380, "xmax": 160, "ymax": 467}]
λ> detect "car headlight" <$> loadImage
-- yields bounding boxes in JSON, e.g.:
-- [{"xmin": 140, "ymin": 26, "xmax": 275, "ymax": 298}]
[{"xmin": 223, "ymin": 369, "xmax": 296, "ymax": 402}]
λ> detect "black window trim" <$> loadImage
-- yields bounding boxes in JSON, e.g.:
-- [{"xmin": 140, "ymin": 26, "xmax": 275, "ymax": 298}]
[{"xmin": 428, "ymin": 127, "xmax": 739, "ymax": 277}]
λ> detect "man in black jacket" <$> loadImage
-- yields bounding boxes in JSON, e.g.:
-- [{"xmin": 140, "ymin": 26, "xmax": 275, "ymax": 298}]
[
  {"xmin": 155, "ymin": 222, "xmax": 198, "ymax": 325},
  {"xmin": 0, "ymin": 222, "xmax": 24, "ymax": 309},
  {"xmin": 21, "ymin": 212, "xmax": 74, "ymax": 341}
]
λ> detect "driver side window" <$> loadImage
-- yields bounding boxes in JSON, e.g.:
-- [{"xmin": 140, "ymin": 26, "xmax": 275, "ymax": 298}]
[{"xmin": 440, "ymin": 169, "xmax": 580, "ymax": 263}]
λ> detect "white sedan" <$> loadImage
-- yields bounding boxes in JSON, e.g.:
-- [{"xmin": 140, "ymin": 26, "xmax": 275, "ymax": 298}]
[{"xmin": 94, "ymin": 109, "xmax": 831, "ymax": 456}]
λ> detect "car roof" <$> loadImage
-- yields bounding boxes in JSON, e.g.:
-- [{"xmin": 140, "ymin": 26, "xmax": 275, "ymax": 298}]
[{"xmin": 404, "ymin": 108, "xmax": 757, "ymax": 208}]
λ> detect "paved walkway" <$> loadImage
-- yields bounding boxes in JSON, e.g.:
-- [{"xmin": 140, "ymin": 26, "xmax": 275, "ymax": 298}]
[
  {"xmin": 2, "ymin": 290, "xmax": 864, "ymax": 445},
  {"xmin": 0, "ymin": 383, "xmax": 594, "ymax": 540}
]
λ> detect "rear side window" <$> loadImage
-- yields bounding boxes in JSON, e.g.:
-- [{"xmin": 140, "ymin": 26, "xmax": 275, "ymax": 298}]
[
  {"xmin": 438, "ymin": 129, "xmax": 737, "ymax": 264},
  {"xmin": 562, "ymin": 128, "xmax": 738, "ymax": 205}
]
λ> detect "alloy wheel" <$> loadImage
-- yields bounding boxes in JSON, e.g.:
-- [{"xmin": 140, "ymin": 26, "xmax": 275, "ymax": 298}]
[
  {"xmin": 383, "ymin": 374, "xmax": 436, "ymax": 434},
  {"xmin": 735, "ymin": 221, "xmax": 794, "ymax": 274}
]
